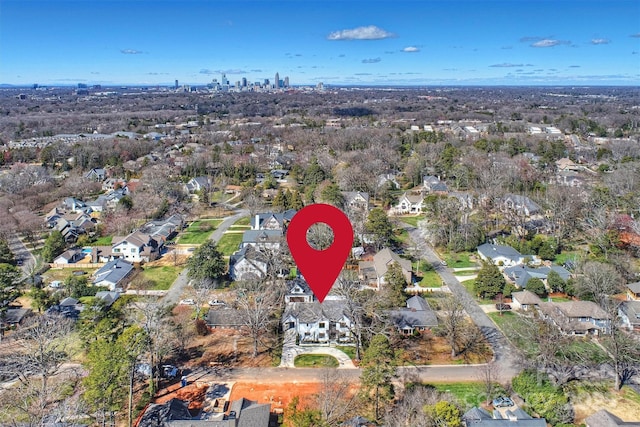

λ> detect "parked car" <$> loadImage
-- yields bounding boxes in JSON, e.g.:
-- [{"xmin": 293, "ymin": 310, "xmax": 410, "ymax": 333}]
[
  {"xmin": 179, "ymin": 299, "xmax": 196, "ymax": 305},
  {"xmin": 208, "ymin": 299, "xmax": 226, "ymax": 306},
  {"xmin": 495, "ymin": 303, "xmax": 512, "ymax": 311},
  {"xmin": 49, "ymin": 280, "xmax": 63, "ymax": 289},
  {"xmin": 493, "ymin": 396, "xmax": 515, "ymax": 407}
]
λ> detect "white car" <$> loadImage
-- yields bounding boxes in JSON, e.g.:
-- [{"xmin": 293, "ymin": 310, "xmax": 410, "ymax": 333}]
[
  {"xmin": 49, "ymin": 280, "xmax": 63, "ymax": 289},
  {"xmin": 208, "ymin": 299, "xmax": 226, "ymax": 306},
  {"xmin": 179, "ymin": 299, "xmax": 196, "ymax": 305}
]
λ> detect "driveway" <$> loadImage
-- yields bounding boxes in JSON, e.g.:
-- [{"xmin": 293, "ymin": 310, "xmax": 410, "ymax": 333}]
[
  {"xmin": 279, "ymin": 329, "xmax": 356, "ymax": 369},
  {"xmin": 161, "ymin": 209, "xmax": 249, "ymax": 305}
]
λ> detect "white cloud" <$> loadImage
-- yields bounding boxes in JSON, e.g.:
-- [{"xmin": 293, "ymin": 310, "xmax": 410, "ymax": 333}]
[
  {"xmin": 591, "ymin": 38, "xmax": 610, "ymax": 45},
  {"xmin": 362, "ymin": 57, "xmax": 382, "ymax": 64},
  {"xmin": 327, "ymin": 25, "xmax": 394, "ymax": 41},
  {"xmin": 531, "ymin": 39, "xmax": 566, "ymax": 48},
  {"xmin": 402, "ymin": 46, "xmax": 420, "ymax": 53},
  {"xmin": 120, "ymin": 49, "xmax": 143, "ymax": 54},
  {"xmin": 490, "ymin": 63, "xmax": 523, "ymax": 68}
]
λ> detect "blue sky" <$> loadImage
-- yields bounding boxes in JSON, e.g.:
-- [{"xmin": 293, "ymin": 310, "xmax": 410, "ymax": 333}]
[{"xmin": 1, "ymin": 0, "xmax": 639, "ymax": 86}]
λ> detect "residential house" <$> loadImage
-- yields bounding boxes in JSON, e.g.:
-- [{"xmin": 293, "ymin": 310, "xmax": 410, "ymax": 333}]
[
  {"xmin": 46, "ymin": 297, "xmax": 82, "ymax": 319},
  {"xmin": 270, "ymin": 169, "xmax": 289, "ymax": 180},
  {"xmin": 555, "ymin": 171, "xmax": 585, "ymax": 188},
  {"xmin": 555, "ymin": 157, "xmax": 583, "ymax": 172},
  {"xmin": 449, "ymin": 192, "xmax": 475, "ymax": 210},
  {"xmin": 585, "ymin": 409, "xmax": 640, "ymax": 427},
  {"xmin": 501, "ymin": 194, "xmax": 542, "ymax": 217},
  {"xmin": 140, "ymin": 214, "xmax": 184, "ymax": 242},
  {"xmin": 627, "ymin": 282, "xmax": 640, "ymax": 301},
  {"xmin": 84, "ymin": 167, "xmax": 107, "ymax": 181},
  {"xmin": 377, "ymin": 172, "xmax": 400, "ymax": 190},
  {"xmin": 101, "ymin": 178, "xmax": 127, "ymax": 192},
  {"xmin": 388, "ymin": 295, "xmax": 438, "ymax": 335},
  {"xmin": 284, "ymin": 278, "xmax": 315, "ymax": 303},
  {"xmin": 206, "ymin": 307, "xmax": 245, "ymax": 329},
  {"xmin": 53, "ymin": 248, "xmax": 86, "ymax": 265},
  {"xmin": 85, "ymin": 187, "xmax": 129, "ymax": 213},
  {"xmin": 392, "ymin": 192, "xmax": 424, "ymax": 215},
  {"xmin": 462, "ymin": 406, "xmax": 546, "ymax": 426},
  {"xmin": 618, "ymin": 301, "xmax": 640, "ymax": 332},
  {"xmin": 283, "ymin": 298, "xmax": 353, "ymax": 345},
  {"xmin": 358, "ymin": 247, "xmax": 412, "ymax": 289},
  {"xmin": 2, "ymin": 308, "xmax": 32, "ymax": 330},
  {"xmin": 185, "ymin": 176, "xmax": 210, "ymax": 193},
  {"xmin": 422, "ymin": 175, "xmax": 448, "ymax": 194},
  {"xmin": 510, "ymin": 290, "xmax": 543, "ymax": 311},
  {"xmin": 92, "ymin": 258, "xmax": 134, "ymax": 291},
  {"xmin": 94, "ymin": 291, "xmax": 120, "ymax": 308},
  {"xmin": 341, "ymin": 191, "xmax": 370, "ymax": 215},
  {"xmin": 477, "ymin": 243, "xmax": 535, "ymax": 268},
  {"xmin": 90, "ymin": 246, "xmax": 114, "ymax": 263},
  {"xmin": 251, "ymin": 210, "xmax": 296, "ymax": 231},
  {"xmin": 229, "ymin": 245, "xmax": 268, "ymax": 281},
  {"xmin": 503, "ymin": 264, "xmax": 571, "ymax": 289},
  {"xmin": 241, "ymin": 229, "xmax": 283, "ymax": 251},
  {"xmin": 538, "ymin": 300, "xmax": 611, "ymax": 335},
  {"xmin": 112, "ymin": 231, "xmax": 162, "ymax": 263}
]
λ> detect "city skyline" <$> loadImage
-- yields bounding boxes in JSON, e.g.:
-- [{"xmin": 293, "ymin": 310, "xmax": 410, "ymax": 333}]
[{"xmin": 1, "ymin": 0, "xmax": 639, "ymax": 87}]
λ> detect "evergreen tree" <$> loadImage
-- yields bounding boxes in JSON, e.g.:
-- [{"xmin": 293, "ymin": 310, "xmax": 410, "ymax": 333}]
[
  {"xmin": 41, "ymin": 230, "xmax": 66, "ymax": 262},
  {"xmin": 383, "ymin": 262, "xmax": 407, "ymax": 308},
  {"xmin": 187, "ymin": 240, "xmax": 226, "ymax": 284},
  {"xmin": 365, "ymin": 208, "xmax": 394, "ymax": 250},
  {"xmin": 546, "ymin": 270, "xmax": 566, "ymax": 293},
  {"xmin": 0, "ymin": 239, "xmax": 15, "ymax": 265},
  {"xmin": 526, "ymin": 278, "xmax": 547, "ymax": 298},
  {"xmin": 474, "ymin": 261, "xmax": 506, "ymax": 299},
  {"xmin": 290, "ymin": 190, "xmax": 304, "ymax": 210},
  {"xmin": 320, "ymin": 183, "xmax": 344, "ymax": 208},
  {"xmin": 360, "ymin": 335, "xmax": 397, "ymax": 421}
]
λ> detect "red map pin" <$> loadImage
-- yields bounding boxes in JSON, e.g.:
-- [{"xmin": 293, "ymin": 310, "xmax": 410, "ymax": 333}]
[{"xmin": 286, "ymin": 204, "xmax": 354, "ymax": 303}]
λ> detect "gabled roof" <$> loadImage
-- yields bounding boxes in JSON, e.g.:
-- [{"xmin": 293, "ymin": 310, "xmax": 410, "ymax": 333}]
[
  {"xmin": 628, "ymin": 281, "xmax": 640, "ymax": 294},
  {"xmin": 388, "ymin": 296, "xmax": 438, "ymax": 330},
  {"xmin": 284, "ymin": 300, "xmax": 350, "ymax": 324},
  {"xmin": 229, "ymin": 397, "xmax": 271, "ymax": 427},
  {"xmin": 372, "ymin": 248, "xmax": 412, "ymax": 278},
  {"xmin": 619, "ymin": 301, "xmax": 640, "ymax": 326},
  {"xmin": 286, "ymin": 277, "xmax": 314, "ymax": 296},
  {"xmin": 138, "ymin": 398, "xmax": 192, "ymax": 426},
  {"xmin": 462, "ymin": 406, "xmax": 547, "ymax": 426},
  {"xmin": 251, "ymin": 210, "xmax": 296, "ymax": 230},
  {"xmin": 477, "ymin": 243, "xmax": 522, "ymax": 262},
  {"xmin": 242, "ymin": 229, "xmax": 283, "ymax": 245},
  {"xmin": 555, "ymin": 300, "xmax": 609, "ymax": 319},
  {"xmin": 93, "ymin": 259, "xmax": 134, "ymax": 286},
  {"xmin": 512, "ymin": 290, "xmax": 543, "ymax": 306}
]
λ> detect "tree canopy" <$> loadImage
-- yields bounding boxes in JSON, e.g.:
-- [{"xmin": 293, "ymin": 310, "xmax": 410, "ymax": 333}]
[
  {"xmin": 474, "ymin": 262, "xmax": 506, "ymax": 299},
  {"xmin": 186, "ymin": 240, "xmax": 226, "ymax": 284}
]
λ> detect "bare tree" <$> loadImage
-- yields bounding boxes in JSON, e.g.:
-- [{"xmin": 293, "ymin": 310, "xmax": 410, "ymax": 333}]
[
  {"xmin": 0, "ymin": 314, "xmax": 75, "ymax": 423},
  {"xmin": 235, "ymin": 279, "xmax": 283, "ymax": 357},
  {"xmin": 477, "ymin": 361, "xmax": 500, "ymax": 405},
  {"xmin": 437, "ymin": 296, "xmax": 468, "ymax": 358},
  {"xmin": 575, "ymin": 261, "xmax": 624, "ymax": 308},
  {"xmin": 314, "ymin": 368, "xmax": 358, "ymax": 426}
]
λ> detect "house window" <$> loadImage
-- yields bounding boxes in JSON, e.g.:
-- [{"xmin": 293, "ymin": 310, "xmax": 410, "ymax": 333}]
[
  {"xmin": 318, "ymin": 333, "xmax": 326, "ymax": 339},
  {"xmin": 319, "ymin": 322, "xmax": 327, "ymax": 329},
  {"xmin": 340, "ymin": 322, "xmax": 347, "ymax": 328},
  {"xmin": 113, "ymin": 248, "xmax": 120, "ymax": 253},
  {"xmin": 131, "ymin": 248, "xmax": 136, "ymax": 253}
]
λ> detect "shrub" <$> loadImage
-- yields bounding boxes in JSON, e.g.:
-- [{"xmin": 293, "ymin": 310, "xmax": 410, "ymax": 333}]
[{"xmin": 195, "ymin": 318, "xmax": 209, "ymax": 336}]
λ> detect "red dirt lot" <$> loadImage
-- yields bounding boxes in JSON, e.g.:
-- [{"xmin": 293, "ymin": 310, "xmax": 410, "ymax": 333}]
[{"xmin": 229, "ymin": 381, "xmax": 322, "ymax": 412}]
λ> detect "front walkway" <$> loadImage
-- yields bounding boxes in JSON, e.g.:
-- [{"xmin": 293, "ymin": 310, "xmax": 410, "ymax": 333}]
[{"xmin": 280, "ymin": 329, "xmax": 357, "ymax": 369}]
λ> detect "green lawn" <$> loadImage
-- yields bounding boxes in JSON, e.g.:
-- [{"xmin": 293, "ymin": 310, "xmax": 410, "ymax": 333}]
[
  {"xmin": 394, "ymin": 228, "xmax": 410, "ymax": 245},
  {"xmin": 399, "ymin": 215, "xmax": 425, "ymax": 227},
  {"xmin": 138, "ymin": 265, "xmax": 183, "ymax": 290},
  {"xmin": 294, "ymin": 354, "xmax": 339, "ymax": 368},
  {"xmin": 460, "ymin": 279, "xmax": 494, "ymax": 303},
  {"xmin": 431, "ymin": 382, "xmax": 507, "ymax": 409},
  {"xmin": 443, "ymin": 252, "xmax": 478, "ymax": 269},
  {"xmin": 336, "ymin": 346, "xmax": 356, "ymax": 360},
  {"xmin": 93, "ymin": 236, "xmax": 113, "ymax": 246},
  {"xmin": 177, "ymin": 219, "xmax": 223, "ymax": 245},
  {"xmin": 553, "ymin": 251, "xmax": 580, "ymax": 266},
  {"xmin": 418, "ymin": 270, "xmax": 442, "ymax": 287},
  {"xmin": 217, "ymin": 233, "xmax": 244, "ymax": 256},
  {"xmin": 234, "ymin": 217, "xmax": 250, "ymax": 226}
]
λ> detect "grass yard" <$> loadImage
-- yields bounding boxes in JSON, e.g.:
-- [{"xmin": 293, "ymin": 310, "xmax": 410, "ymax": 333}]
[
  {"xmin": 443, "ymin": 252, "xmax": 478, "ymax": 269},
  {"xmin": 394, "ymin": 228, "xmax": 410, "ymax": 245},
  {"xmin": 43, "ymin": 268, "xmax": 98, "ymax": 284},
  {"xmin": 335, "ymin": 346, "xmax": 356, "ymax": 360},
  {"xmin": 177, "ymin": 219, "xmax": 223, "ymax": 245},
  {"xmin": 294, "ymin": 354, "xmax": 339, "ymax": 368},
  {"xmin": 217, "ymin": 233, "xmax": 244, "ymax": 256},
  {"xmin": 138, "ymin": 265, "xmax": 183, "ymax": 290},
  {"xmin": 93, "ymin": 236, "xmax": 113, "ymax": 246},
  {"xmin": 418, "ymin": 270, "xmax": 442, "ymax": 287},
  {"xmin": 553, "ymin": 251, "xmax": 581, "ymax": 266},
  {"xmin": 460, "ymin": 279, "xmax": 494, "ymax": 303},
  {"xmin": 430, "ymin": 382, "xmax": 507, "ymax": 410},
  {"xmin": 399, "ymin": 215, "xmax": 425, "ymax": 228},
  {"xmin": 233, "ymin": 217, "xmax": 250, "ymax": 226}
]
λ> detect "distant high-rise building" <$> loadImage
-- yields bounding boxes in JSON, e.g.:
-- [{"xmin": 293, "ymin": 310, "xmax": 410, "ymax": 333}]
[
  {"xmin": 221, "ymin": 73, "xmax": 229, "ymax": 86},
  {"xmin": 274, "ymin": 73, "xmax": 280, "ymax": 89},
  {"xmin": 284, "ymin": 77, "xmax": 289, "ymax": 88},
  {"xmin": 242, "ymin": 77, "xmax": 247, "ymax": 87},
  {"xmin": 264, "ymin": 78, "xmax": 270, "ymax": 87},
  {"xmin": 174, "ymin": 80, "xmax": 179, "ymax": 89}
]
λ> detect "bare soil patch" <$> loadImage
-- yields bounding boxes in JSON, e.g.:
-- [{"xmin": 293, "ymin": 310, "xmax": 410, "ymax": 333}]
[
  {"xmin": 572, "ymin": 388, "xmax": 640, "ymax": 424},
  {"xmin": 229, "ymin": 381, "xmax": 322, "ymax": 412},
  {"xmin": 180, "ymin": 328, "xmax": 278, "ymax": 369}
]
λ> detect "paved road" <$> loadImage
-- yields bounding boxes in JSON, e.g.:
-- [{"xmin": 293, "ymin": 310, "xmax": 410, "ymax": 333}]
[
  {"xmin": 7, "ymin": 233, "xmax": 36, "ymax": 280},
  {"xmin": 402, "ymin": 224, "xmax": 520, "ymax": 382},
  {"xmin": 161, "ymin": 209, "xmax": 249, "ymax": 305}
]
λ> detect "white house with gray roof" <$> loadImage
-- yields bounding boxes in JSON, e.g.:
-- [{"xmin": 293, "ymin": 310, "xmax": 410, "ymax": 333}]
[
  {"xmin": 462, "ymin": 406, "xmax": 546, "ymax": 426},
  {"xmin": 477, "ymin": 243, "xmax": 537, "ymax": 268},
  {"xmin": 93, "ymin": 258, "xmax": 134, "ymax": 291},
  {"xmin": 388, "ymin": 295, "xmax": 438, "ymax": 335},
  {"xmin": 283, "ymin": 296, "xmax": 353, "ymax": 345}
]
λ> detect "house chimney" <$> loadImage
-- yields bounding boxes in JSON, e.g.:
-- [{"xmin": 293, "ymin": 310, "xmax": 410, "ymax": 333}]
[{"xmin": 254, "ymin": 214, "xmax": 260, "ymax": 230}]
